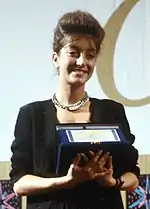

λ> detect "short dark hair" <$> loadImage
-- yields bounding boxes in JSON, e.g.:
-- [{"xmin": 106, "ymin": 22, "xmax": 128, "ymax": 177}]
[{"xmin": 53, "ymin": 10, "xmax": 105, "ymax": 54}]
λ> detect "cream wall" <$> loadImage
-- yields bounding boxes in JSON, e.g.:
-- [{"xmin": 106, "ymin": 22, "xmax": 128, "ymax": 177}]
[{"xmin": 0, "ymin": 0, "xmax": 150, "ymax": 162}]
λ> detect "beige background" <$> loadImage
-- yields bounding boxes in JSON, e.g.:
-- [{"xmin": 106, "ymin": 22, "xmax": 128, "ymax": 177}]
[{"xmin": 0, "ymin": 0, "xmax": 150, "ymax": 162}]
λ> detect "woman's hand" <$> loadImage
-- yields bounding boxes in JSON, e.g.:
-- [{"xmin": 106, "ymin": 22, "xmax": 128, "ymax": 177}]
[
  {"xmin": 66, "ymin": 150, "xmax": 115, "ymax": 187},
  {"xmin": 82, "ymin": 150, "xmax": 109, "ymax": 173},
  {"xmin": 95, "ymin": 155, "xmax": 116, "ymax": 187},
  {"xmin": 66, "ymin": 153, "xmax": 96, "ymax": 186},
  {"xmin": 82, "ymin": 150, "xmax": 116, "ymax": 187}
]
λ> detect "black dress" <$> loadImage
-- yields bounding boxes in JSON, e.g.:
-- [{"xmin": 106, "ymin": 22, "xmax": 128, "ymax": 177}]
[{"xmin": 10, "ymin": 98, "xmax": 139, "ymax": 209}]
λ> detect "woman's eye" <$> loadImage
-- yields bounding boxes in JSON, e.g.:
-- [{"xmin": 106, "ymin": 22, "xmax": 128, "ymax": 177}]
[
  {"xmin": 69, "ymin": 51, "xmax": 78, "ymax": 57},
  {"xmin": 86, "ymin": 54, "xmax": 96, "ymax": 59}
]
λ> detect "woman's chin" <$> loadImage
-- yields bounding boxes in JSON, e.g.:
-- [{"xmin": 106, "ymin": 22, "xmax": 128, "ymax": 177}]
[
  {"xmin": 68, "ymin": 74, "xmax": 89, "ymax": 86},
  {"xmin": 68, "ymin": 79, "xmax": 87, "ymax": 86}
]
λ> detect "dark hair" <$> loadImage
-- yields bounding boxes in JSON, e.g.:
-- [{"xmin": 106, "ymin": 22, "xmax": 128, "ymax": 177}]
[{"xmin": 53, "ymin": 10, "xmax": 105, "ymax": 54}]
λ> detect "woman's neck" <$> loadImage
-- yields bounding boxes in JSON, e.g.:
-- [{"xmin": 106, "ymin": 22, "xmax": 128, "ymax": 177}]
[{"xmin": 56, "ymin": 84, "xmax": 86, "ymax": 105}]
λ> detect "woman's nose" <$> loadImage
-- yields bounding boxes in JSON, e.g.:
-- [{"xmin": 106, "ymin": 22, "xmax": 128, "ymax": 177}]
[{"xmin": 76, "ymin": 54, "xmax": 86, "ymax": 67}]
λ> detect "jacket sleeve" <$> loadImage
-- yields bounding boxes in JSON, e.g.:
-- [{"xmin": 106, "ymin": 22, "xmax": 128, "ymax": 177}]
[
  {"xmin": 116, "ymin": 103, "xmax": 135, "ymax": 144},
  {"xmin": 113, "ymin": 145, "xmax": 140, "ymax": 179},
  {"xmin": 10, "ymin": 105, "xmax": 33, "ymax": 183},
  {"xmin": 114, "ymin": 103, "xmax": 140, "ymax": 178}
]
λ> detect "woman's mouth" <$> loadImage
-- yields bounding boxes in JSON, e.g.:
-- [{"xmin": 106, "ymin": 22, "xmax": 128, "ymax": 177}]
[{"xmin": 74, "ymin": 68, "xmax": 88, "ymax": 73}]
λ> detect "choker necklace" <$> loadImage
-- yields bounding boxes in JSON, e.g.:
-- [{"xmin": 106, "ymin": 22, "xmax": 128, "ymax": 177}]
[{"xmin": 52, "ymin": 92, "xmax": 89, "ymax": 111}]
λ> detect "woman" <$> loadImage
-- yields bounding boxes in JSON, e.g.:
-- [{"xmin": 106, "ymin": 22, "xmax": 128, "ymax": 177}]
[{"xmin": 10, "ymin": 10, "xmax": 139, "ymax": 209}]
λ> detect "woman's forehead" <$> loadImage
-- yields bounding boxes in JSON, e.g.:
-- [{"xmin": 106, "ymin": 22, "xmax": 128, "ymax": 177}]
[{"xmin": 63, "ymin": 34, "xmax": 97, "ymax": 51}]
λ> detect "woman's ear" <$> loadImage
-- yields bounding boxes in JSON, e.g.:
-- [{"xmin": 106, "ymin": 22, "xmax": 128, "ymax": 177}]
[{"xmin": 52, "ymin": 52, "xmax": 59, "ymax": 69}]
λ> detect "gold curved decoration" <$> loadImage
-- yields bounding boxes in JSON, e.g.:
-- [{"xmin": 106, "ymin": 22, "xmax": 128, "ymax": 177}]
[{"xmin": 96, "ymin": 0, "xmax": 150, "ymax": 106}]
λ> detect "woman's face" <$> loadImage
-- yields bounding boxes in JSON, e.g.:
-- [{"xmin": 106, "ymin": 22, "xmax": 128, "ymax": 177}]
[{"xmin": 53, "ymin": 35, "xmax": 98, "ymax": 87}]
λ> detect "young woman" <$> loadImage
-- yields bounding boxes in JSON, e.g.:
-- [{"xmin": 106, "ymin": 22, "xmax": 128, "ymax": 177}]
[{"xmin": 10, "ymin": 10, "xmax": 139, "ymax": 209}]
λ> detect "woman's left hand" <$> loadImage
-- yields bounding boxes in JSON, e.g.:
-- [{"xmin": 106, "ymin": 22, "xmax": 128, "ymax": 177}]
[
  {"xmin": 95, "ymin": 155, "xmax": 116, "ymax": 187},
  {"xmin": 81, "ymin": 151, "xmax": 116, "ymax": 187}
]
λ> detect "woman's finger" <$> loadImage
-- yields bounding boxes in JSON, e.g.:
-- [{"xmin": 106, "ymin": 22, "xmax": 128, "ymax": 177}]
[
  {"xmin": 92, "ymin": 150, "xmax": 103, "ymax": 163},
  {"xmin": 107, "ymin": 156, "xmax": 113, "ymax": 169},
  {"xmin": 88, "ymin": 150, "xmax": 95, "ymax": 158},
  {"xmin": 80, "ymin": 153, "xmax": 89, "ymax": 162},
  {"xmin": 73, "ymin": 153, "xmax": 81, "ymax": 166},
  {"xmin": 97, "ymin": 152, "xmax": 110, "ymax": 166}
]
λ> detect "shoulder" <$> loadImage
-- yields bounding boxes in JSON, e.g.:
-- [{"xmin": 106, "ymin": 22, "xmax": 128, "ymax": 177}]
[
  {"xmin": 90, "ymin": 97, "xmax": 124, "ymax": 109},
  {"xmin": 14, "ymin": 99, "xmax": 54, "ymax": 135},
  {"xmin": 19, "ymin": 99, "xmax": 53, "ymax": 113},
  {"xmin": 16, "ymin": 99, "xmax": 54, "ymax": 123}
]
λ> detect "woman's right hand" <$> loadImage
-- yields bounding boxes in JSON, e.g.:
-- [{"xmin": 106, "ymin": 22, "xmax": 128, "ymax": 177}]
[{"xmin": 66, "ymin": 153, "xmax": 94, "ymax": 186}]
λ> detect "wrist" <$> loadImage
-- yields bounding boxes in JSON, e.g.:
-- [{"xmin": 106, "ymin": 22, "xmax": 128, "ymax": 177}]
[
  {"xmin": 107, "ymin": 178, "xmax": 116, "ymax": 187},
  {"xmin": 112, "ymin": 177, "xmax": 124, "ymax": 189},
  {"xmin": 65, "ymin": 174, "xmax": 76, "ymax": 188},
  {"xmin": 97, "ymin": 178, "xmax": 116, "ymax": 187}
]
